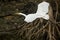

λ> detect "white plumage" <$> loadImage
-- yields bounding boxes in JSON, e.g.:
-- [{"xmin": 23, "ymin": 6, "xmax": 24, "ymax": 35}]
[
  {"xmin": 17, "ymin": 1, "xmax": 49, "ymax": 23},
  {"xmin": 24, "ymin": 14, "xmax": 37, "ymax": 22}
]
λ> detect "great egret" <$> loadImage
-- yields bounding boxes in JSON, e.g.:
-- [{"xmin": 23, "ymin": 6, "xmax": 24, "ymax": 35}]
[{"xmin": 17, "ymin": 1, "xmax": 49, "ymax": 23}]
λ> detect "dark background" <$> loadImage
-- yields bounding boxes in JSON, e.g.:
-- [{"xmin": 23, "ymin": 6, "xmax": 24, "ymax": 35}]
[{"xmin": 0, "ymin": 0, "xmax": 60, "ymax": 40}]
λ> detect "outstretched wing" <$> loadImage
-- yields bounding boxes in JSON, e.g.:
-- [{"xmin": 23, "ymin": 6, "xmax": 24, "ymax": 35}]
[
  {"xmin": 36, "ymin": 1, "xmax": 49, "ymax": 20},
  {"xmin": 36, "ymin": 1, "xmax": 49, "ymax": 15}
]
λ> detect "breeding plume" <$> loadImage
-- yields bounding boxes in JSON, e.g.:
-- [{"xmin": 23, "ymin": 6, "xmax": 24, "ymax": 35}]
[{"xmin": 17, "ymin": 1, "xmax": 49, "ymax": 23}]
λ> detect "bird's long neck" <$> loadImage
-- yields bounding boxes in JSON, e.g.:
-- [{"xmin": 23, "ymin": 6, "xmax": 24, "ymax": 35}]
[{"xmin": 17, "ymin": 13, "xmax": 27, "ymax": 17}]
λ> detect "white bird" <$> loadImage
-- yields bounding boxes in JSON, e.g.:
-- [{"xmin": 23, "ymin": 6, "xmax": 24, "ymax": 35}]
[{"xmin": 17, "ymin": 1, "xmax": 49, "ymax": 23}]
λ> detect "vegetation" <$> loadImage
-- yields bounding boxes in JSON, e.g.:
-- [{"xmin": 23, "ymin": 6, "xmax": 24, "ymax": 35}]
[{"xmin": 0, "ymin": 0, "xmax": 60, "ymax": 40}]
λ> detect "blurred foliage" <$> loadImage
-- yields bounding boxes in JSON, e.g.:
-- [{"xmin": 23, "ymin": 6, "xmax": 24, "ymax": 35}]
[{"xmin": 0, "ymin": 0, "xmax": 60, "ymax": 40}]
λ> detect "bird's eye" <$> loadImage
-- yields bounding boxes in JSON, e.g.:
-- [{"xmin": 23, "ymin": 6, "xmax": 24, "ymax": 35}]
[{"xmin": 46, "ymin": 13, "xmax": 48, "ymax": 14}]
